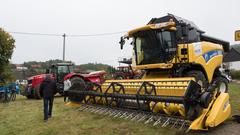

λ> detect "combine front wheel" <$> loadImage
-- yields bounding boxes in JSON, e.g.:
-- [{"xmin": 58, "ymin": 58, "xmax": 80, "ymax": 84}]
[
  {"xmin": 186, "ymin": 70, "xmax": 207, "ymax": 91},
  {"xmin": 185, "ymin": 70, "xmax": 207, "ymax": 120}
]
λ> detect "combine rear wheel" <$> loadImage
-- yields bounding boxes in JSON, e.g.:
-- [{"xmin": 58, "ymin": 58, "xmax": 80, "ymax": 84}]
[{"xmin": 68, "ymin": 77, "xmax": 86, "ymax": 102}]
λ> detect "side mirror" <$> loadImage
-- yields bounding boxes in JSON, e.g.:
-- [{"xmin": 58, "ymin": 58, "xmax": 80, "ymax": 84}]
[
  {"xmin": 45, "ymin": 69, "xmax": 50, "ymax": 74},
  {"xmin": 119, "ymin": 36, "xmax": 125, "ymax": 50},
  {"xmin": 235, "ymin": 30, "xmax": 240, "ymax": 41}
]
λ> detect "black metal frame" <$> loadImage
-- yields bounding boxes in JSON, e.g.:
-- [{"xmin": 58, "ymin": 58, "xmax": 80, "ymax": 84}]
[
  {"xmin": 136, "ymin": 81, "xmax": 156, "ymax": 110},
  {"xmin": 83, "ymin": 83, "xmax": 103, "ymax": 104},
  {"xmin": 104, "ymin": 82, "xmax": 125, "ymax": 107}
]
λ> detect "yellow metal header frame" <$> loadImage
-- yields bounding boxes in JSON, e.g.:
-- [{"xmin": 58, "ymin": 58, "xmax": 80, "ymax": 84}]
[{"xmin": 133, "ymin": 63, "xmax": 173, "ymax": 70}]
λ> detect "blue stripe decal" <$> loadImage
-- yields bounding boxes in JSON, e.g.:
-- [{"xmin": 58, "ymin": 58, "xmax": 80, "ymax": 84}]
[{"xmin": 203, "ymin": 50, "xmax": 223, "ymax": 62}]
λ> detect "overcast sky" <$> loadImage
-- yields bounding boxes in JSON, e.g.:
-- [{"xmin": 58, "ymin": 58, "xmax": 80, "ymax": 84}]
[{"xmin": 1, "ymin": 0, "xmax": 239, "ymax": 67}]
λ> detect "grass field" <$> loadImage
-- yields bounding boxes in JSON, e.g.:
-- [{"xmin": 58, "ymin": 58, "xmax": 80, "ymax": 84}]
[{"xmin": 0, "ymin": 83, "xmax": 239, "ymax": 135}]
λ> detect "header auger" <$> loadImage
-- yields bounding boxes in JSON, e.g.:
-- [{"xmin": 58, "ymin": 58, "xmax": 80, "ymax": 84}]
[{"xmin": 67, "ymin": 14, "xmax": 231, "ymax": 131}]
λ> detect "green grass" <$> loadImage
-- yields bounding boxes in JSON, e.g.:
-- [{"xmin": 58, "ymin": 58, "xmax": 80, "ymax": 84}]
[
  {"xmin": 0, "ymin": 97, "xmax": 175, "ymax": 135},
  {"xmin": 229, "ymin": 83, "xmax": 240, "ymax": 114},
  {"xmin": 0, "ymin": 83, "xmax": 239, "ymax": 135}
]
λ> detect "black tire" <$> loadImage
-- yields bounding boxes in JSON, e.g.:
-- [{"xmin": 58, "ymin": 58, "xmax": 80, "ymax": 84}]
[
  {"xmin": 3, "ymin": 91, "xmax": 10, "ymax": 103},
  {"xmin": 34, "ymin": 84, "xmax": 42, "ymax": 99},
  {"xmin": 186, "ymin": 70, "xmax": 208, "ymax": 92},
  {"xmin": 11, "ymin": 92, "xmax": 16, "ymax": 101},
  {"xmin": 186, "ymin": 105, "xmax": 202, "ymax": 120},
  {"xmin": 26, "ymin": 88, "xmax": 35, "ymax": 99},
  {"xmin": 214, "ymin": 77, "xmax": 228, "ymax": 93},
  {"xmin": 0, "ymin": 92, "xmax": 5, "ymax": 102},
  {"xmin": 114, "ymin": 75, "xmax": 125, "ymax": 80},
  {"xmin": 185, "ymin": 70, "xmax": 209, "ymax": 120},
  {"xmin": 68, "ymin": 77, "xmax": 86, "ymax": 102}
]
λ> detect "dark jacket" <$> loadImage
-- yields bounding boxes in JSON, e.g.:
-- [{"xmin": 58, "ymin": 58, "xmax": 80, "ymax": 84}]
[{"xmin": 40, "ymin": 78, "xmax": 57, "ymax": 98}]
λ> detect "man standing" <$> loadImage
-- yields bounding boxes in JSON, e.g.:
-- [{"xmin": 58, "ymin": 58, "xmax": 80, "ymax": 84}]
[
  {"xmin": 40, "ymin": 75, "xmax": 56, "ymax": 122},
  {"xmin": 63, "ymin": 79, "xmax": 71, "ymax": 102}
]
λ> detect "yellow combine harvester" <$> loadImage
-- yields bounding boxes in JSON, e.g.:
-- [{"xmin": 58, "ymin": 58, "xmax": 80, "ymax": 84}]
[{"xmin": 68, "ymin": 14, "xmax": 231, "ymax": 131}]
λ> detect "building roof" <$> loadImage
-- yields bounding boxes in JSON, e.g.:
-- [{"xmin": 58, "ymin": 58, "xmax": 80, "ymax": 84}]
[
  {"xmin": 223, "ymin": 44, "xmax": 240, "ymax": 62},
  {"xmin": 231, "ymin": 44, "xmax": 240, "ymax": 53}
]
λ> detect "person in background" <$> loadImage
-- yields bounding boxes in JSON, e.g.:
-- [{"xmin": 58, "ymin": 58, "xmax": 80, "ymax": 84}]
[
  {"xmin": 63, "ymin": 79, "xmax": 71, "ymax": 102},
  {"xmin": 40, "ymin": 75, "xmax": 56, "ymax": 122}
]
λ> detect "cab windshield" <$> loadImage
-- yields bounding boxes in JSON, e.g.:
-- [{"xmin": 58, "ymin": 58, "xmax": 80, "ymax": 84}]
[
  {"xmin": 57, "ymin": 65, "xmax": 73, "ymax": 82},
  {"xmin": 134, "ymin": 30, "xmax": 176, "ymax": 65},
  {"xmin": 57, "ymin": 65, "xmax": 73, "ymax": 74}
]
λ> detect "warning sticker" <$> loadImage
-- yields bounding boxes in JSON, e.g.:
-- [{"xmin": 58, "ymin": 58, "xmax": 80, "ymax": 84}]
[{"xmin": 193, "ymin": 42, "xmax": 202, "ymax": 56}]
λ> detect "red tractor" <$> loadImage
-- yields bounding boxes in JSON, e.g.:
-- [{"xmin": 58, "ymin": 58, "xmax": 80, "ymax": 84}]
[
  {"xmin": 112, "ymin": 58, "xmax": 143, "ymax": 80},
  {"xmin": 113, "ymin": 66, "xmax": 138, "ymax": 79},
  {"xmin": 23, "ymin": 63, "xmax": 106, "ymax": 99}
]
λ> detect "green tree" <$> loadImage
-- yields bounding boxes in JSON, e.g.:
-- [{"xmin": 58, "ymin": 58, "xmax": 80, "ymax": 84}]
[
  {"xmin": 79, "ymin": 63, "xmax": 114, "ymax": 73},
  {"xmin": 0, "ymin": 28, "xmax": 15, "ymax": 81}
]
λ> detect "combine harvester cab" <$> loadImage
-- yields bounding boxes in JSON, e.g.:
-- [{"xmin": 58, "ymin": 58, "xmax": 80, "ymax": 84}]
[{"xmin": 68, "ymin": 14, "xmax": 231, "ymax": 131}]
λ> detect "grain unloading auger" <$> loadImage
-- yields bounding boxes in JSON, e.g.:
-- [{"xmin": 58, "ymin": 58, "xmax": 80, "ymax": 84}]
[{"xmin": 67, "ymin": 14, "xmax": 231, "ymax": 131}]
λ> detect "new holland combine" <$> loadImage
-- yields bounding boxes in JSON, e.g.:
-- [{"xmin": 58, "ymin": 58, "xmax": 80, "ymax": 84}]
[{"xmin": 67, "ymin": 14, "xmax": 231, "ymax": 131}]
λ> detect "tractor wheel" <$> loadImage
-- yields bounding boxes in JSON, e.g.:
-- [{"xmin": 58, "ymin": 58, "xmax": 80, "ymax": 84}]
[
  {"xmin": 3, "ymin": 91, "xmax": 10, "ymax": 103},
  {"xmin": 0, "ymin": 92, "xmax": 7, "ymax": 103},
  {"xmin": 26, "ymin": 89, "xmax": 35, "ymax": 99},
  {"xmin": 10, "ymin": 92, "xmax": 16, "ymax": 101},
  {"xmin": 214, "ymin": 77, "xmax": 228, "ymax": 94},
  {"xmin": 115, "ymin": 75, "xmax": 125, "ymax": 80},
  {"xmin": 34, "ymin": 84, "xmax": 42, "ymax": 99},
  {"xmin": 186, "ymin": 70, "xmax": 208, "ymax": 92},
  {"xmin": 68, "ymin": 77, "xmax": 86, "ymax": 102}
]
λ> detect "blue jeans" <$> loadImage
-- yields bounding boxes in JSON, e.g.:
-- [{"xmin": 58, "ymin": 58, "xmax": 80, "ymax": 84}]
[{"xmin": 43, "ymin": 97, "xmax": 54, "ymax": 120}]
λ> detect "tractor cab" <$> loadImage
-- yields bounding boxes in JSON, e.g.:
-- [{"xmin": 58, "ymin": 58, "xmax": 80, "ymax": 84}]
[
  {"xmin": 46, "ymin": 63, "xmax": 74, "ymax": 93},
  {"xmin": 116, "ymin": 66, "xmax": 132, "ymax": 73},
  {"xmin": 48, "ymin": 63, "xmax": 74, "ymax": 83}
]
